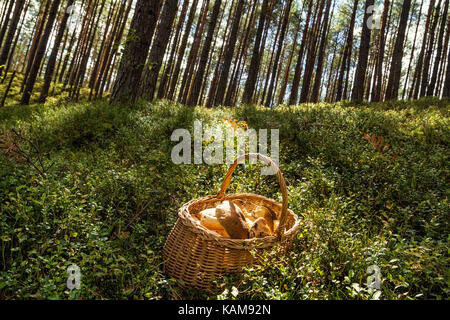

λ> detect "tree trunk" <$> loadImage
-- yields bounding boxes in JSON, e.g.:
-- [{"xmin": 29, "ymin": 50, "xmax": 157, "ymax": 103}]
[
  {"xmin": 0, "ymin": 0, "xmax": 14, "ymax": 47},
  {"xmin": 443, "ymin": 43, "xmax": 450, "ymax": 97},
  {"xmin": 166, "ymin": 0, "xmax": 199, "ymax": 100},
  {"xmin": 110, "ymin": 0, "xmax": 161, "ymax": 104},
  {"xmin": 371, "ymin": 0, "xmax": 390, "ymax": 102},
  {"xmin": 20, "ymin": 0, "xmax": 60, "ymax": 105},
  {"xmin": 2, "ymin": 0, "xmax": 29, "ymax": 82},
  {"xmin": 97, "ymin": 0, "xmax": 132, "ymax": 98},
  {"xmin": 139, "ymin": 0, "xmax": 178, "ymax": 101},
  {"xmin": 188, "ymin": 0, "xmax": 223, "ymax": 106},
  {"xmin": 336, "ymin": 0, "xmax": 358, "ymax": 102},
  {"xmin": 437, "ymin": 16, "xmax": 450, "ymax": 97},
  {"xmin": 265, "ymin": 0, "xmax": 293, "ymax": 107},
  {"xmin": 88, "ymin": 0, "xmax": 117, "ymax": 99},
  {"xmin": 157, "ymin": 0, "xmax": 190, "ymax": 99},
  {"xmin": 351, "ymin": 0, "xmax": 374, "ymax": 101},
  {"xmin": 289, "ymin": 0, "xmax": 313, "ymax": 105},
  {"xmin": 39, "ymin": 0, "xmax": 75, "ymax": 103},
  {"xmin": 224, "ymin": 0, "xmax": 256, "ymax": 107},
  {"xmin": 419, "ymin": 0, "xmax": 441, "ymax": 97},
  {"xmin": 92, "ymin": 0, "xmax": 128, "ymax": 97},
  {"xmin": 384, "ymin": 0, "xmax": 412, "ymax": 100},
  {"xmin": 427, "ymin": 0, "xmax": 448, "ymax": 96},
  {"xmin": 412, "ymin": 0, "xmax": 435, "ymax": 99},
  {"xmin": 299, "ymin": 0, "xmax": 326, "ymax": 103},
  {"xmin": 242, "ymin": 0, "xmax": 270, "ymax": 104},
  {"xmin": 311, "ymin": 0, "xmax": 333, "ymax": 103},
  {"xmin": 213, "ymin": 0, "xmax": 245, "ymax": 106},
  {"xmin": 0, "ymin": 0, "xmax": 26, "ymax": 77},
  {"xmin": 178, "ymin": 0, "xmax": 210, "ymax": 104},
  {"xmin": 403, "ymin": 0, "xmax": 422, "ymax": 99}
]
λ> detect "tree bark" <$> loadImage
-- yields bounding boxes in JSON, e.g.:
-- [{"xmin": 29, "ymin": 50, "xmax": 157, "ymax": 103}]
[
  {"xmin": 139, "ymin": 0, "xmax": 178, "ymax": 101},
  {"xmin": 289, "ymin": 0, "xmax": 313, "ymax": 105},
  {"xmin": 443, "ymin": 43, "xmax": 450, "ymax": 97},
  {"xmin": 157, "ymin": 0, "xmax": 190, "ymax": 99},
  {"xmin": 0, "ymin": 0, "xmax": 14, "ymax": 48},
  {"xmin": 402, "ymin": 0, "xmax": 422, "ymax": 100},
  {"xmin": 427, "ymin": 0, "xmax": 448, "ymax": 96},
  {"xmin": 20, "ymin": 0, "xmax": 60, "ymax": 105},
  {"xmin": 300, "ymin": 0, "xmax": 327, "ymax": 103},
  {"xmin": 412, "ymin": 0, "xmax": 435, "ymax": 99},
  {"xmin": 0, "ymin": 0, "xmax": 26, "ymax": 77},
  {"xmin": 419, "ymin": 0, "xmax": 441, "ymax": 97},
  {"xmin": 311, "ymin": 0, "xmax": 333, "ymax": 103},
  {"xmin": 187, "ymin": 0, "xmax": 223, "ymax": 106},
  {"xmin": 242, "ymin": 0, "xmax": 270, "ymax": 104},
  {"xmin": 39, "ymin": 0, "xmax": 75, "ymax": 103},
  {"xmin": 351, "ymin": 0, "xmax": 374, "ymax": 101},
  {"xmin": 265, "ymin": 0, "xmax": 293, "ymax": 107},
  {"xmin": 110, "ymin": 0, "xmax": 161, "ymax": 104},
  {"xmin": 166, "ymin": 0, "xmax": 199, "ymax": 100},
  {"xmin": 384, "ymin": 0, "xmax": 411, "ymax": 100},
  {"xmin": 371, "ymin": 0, "xmax": 390, "ymax": 102},
  {"xmin": 178, "ymin": 0, "xmax": 210, "ymax": 104},
  {"xmin": 213, "ymin": 0, "xmax": 245, "ymax": 106}
]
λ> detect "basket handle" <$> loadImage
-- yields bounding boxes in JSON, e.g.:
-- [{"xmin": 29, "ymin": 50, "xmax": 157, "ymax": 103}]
[{"xmin": 216, "ymin": 153, "xmax": 288, "ymax": 238}]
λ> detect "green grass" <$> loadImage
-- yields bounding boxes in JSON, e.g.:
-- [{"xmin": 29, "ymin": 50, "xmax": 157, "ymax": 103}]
[
  {"xmin": 0, "ymin": 72, "xmax": 105, "ymax": 108},
  {"xmin": 0, "ymin": 97, "xmax": 448, "ymax": 299}
]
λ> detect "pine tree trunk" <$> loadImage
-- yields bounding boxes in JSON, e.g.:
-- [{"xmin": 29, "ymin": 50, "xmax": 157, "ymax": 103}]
[
  {"xmin": 166, "ymin": 0, "xmax": 199, "ymax": 100},
  {"xmin": 20, "ymin": 0, "xmax": 60, "ymax": 105},
  {"xmin": 311, "ymin": 0, "xmax": 333, "ymax": 103},
  {"xmin": 403, "ymin": 0, "xmax": 422, "ymax": 99},
  {"xmin": 265, "ymin": 0, "xmax": 293, "ymax": 107},
  {"xmin": 0, "ymin": 0, "xmax": 26, "ymax": 77},
  {"xmin": 139, "ymin": 0, "xmax": 178, "ymax": 101},
  {"xmin": 419, "ymin": 0, "xmax": 441, "ymax": 97},
  {"xmin": 336, "ymin": 0, "xmax": 358, "ymax": 102},
  {"xmin": 437, "ymin": 17, "xmax": 450, "ymax": 97},
  {"xmin": 299, "ymin": 0, "xmax": 326, "ymax": 103},
  {"xmin": 97, "ymin": 0, "xmax": 132, "ymax": 98},
  {"xmin": 427, "ymin": 0, "xmax": 448, "ymax": 96},
  {"xmin": 110, "ymin": 0, "xmax": 161, "ymax": 104},
  {"xmin": 289, "ymin": 0, "xmax": 313, "ymax": 105},
  {"xmin": 213, "ymin": 0, "xmax": 245, "ymax": 106},
  {"xmin": 224, "ymin": 0, "xmax": 256, "ymax": 107},
  {"xmin": 178, "ymin": 0, "xmax": 209, "ymax": 104},
  {"xmin": 386, "ymin": 0, "xmax": 411, "ymax": 100},
  {"xmin": 88, "ymin": 0, "xmax": 117, "ymax": 99},
  {"xmin": 371, "ymin": 0, "xmax": 390, "ymax": 102},
  {"xmin": 2, "ymin": 0, "xmax": 29, "ymax": 82},
  {"xmin": 443, "ymin": 43, "xmax": 450, "ymax": 97},
  {"xmin": 412, "ymin": 0, "xmax": 435, "ymax": 99},
  {"xmin": 92, "ymin": 0, "xmax": 128, "ymax": 97},
  {"xmin": 39, "ymin": 0, "xmax": 75, "ymax": 103},
  {"xmin": 188, "ymin": 0, "xmax": 223, "ymax": 106},
  {"xmin": 242, "ymin": 0, "xmax": 270, "ymax": 104},
  {"xmin": 384, "ymin": 0, "xmax": 411, "ymax": 100},
  {"xmin": 157, "ymin": 0, "xmax": 190, "ymax": 99},
  {"xmin": 0, "ymin": 0, "xmax": 14, "ymax": 47},
  {"xmin": 351, "ymin": 0, "xmax": 374, "ymax": 101}
]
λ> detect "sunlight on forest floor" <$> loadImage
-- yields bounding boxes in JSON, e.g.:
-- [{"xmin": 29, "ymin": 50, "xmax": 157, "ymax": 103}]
[{"xmin": 0, "ymin": 98, "xmax": 448, "ymax": 299}]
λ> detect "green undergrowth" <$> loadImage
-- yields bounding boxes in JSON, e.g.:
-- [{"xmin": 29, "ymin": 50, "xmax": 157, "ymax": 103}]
[
  {"xmin": 0, "ymin": 72, "xmax": 104, "ymax": 108},
  {"xmin": 0, "ymin": 97, "xmax": 448, "ymax": 299}
]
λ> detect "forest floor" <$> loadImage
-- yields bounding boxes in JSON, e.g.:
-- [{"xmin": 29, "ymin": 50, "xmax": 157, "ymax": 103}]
[{"xmin": 0, "ymin": 94, "xmax": 448, "ymax": 299}]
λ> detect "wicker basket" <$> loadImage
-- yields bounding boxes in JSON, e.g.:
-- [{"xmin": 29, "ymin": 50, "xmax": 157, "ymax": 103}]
[{"xmin": 162, "ymin": 153, "xmax": 302, "ymax": 290}]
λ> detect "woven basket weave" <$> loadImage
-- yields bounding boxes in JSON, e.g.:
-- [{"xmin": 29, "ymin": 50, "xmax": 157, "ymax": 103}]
[{"xmin": 162, "ymin": 153, "xmax": 302, "ymax": 290}]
